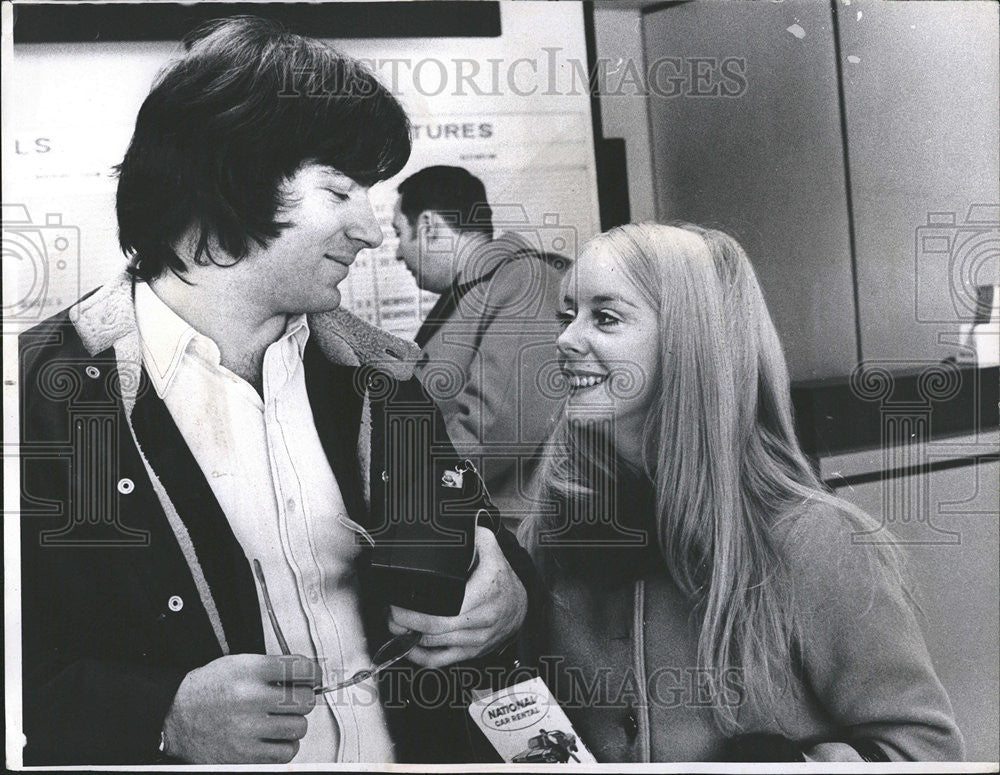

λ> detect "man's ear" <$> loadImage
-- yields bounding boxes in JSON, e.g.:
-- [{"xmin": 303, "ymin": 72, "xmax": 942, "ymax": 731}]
[
  {"xmin": 424, "ymin": 211, "xmax": 458, "ymax": 245},
  {"xmin": 415, "ymin": 210, "xmax": 436, "ymax": 242},
  {"xmin": 169, "ymin": 224, "xmax": 209, "ymax": 272}
]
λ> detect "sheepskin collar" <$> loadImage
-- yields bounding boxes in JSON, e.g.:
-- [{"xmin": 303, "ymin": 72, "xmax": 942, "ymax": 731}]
[{"xmin": 71, "ymin": 272, "xmax": 420, "ymax": 381}]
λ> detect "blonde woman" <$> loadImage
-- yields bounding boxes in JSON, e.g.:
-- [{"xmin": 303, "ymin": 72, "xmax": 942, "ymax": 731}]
[{"xmin": 520, "ymin": 223, "xmax": 963, "ymax": 762}]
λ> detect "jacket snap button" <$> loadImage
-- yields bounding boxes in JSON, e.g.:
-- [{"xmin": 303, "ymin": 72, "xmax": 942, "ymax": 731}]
[
  {"xmin": 117, "ymin": 478, "xmax": 134, "ymax": 494},
  {"xmin": 624, "ymin": 710, "xmax": 639, "ymax": 741},
  {"xmin": 85, "ymin": 366, "xmax": 101, "ymax": 379},
  {"xmin": 167, "ymin": 595, "xmax": 184, "ymax": 612}
]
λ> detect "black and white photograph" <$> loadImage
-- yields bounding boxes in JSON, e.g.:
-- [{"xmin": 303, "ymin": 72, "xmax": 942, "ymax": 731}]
[{"xmin": 2, "ymin": 0, "xmax": 998, "ymax": 769}]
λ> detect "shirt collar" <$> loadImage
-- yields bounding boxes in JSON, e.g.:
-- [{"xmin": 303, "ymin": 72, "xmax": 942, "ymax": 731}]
[
  {"xmin": 284, "ymin": 314, "xmax": 310, "ymax": 358},
  {"xmin": 134, "ymin": 281, "xmax": 201, "ymax": 397},
  {"xmin": 134, "ymin": 282, "xmax": 311, "ymax": 397}
]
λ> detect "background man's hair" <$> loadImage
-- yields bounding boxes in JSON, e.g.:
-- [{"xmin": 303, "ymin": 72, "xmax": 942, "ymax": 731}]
[
  {"xmin": 116, "ymin": 15, "xmax": 411, "ymax": 281},
  {"xmin": 397, "ymin": 166, "xmax": 494, "ymax": 237}
]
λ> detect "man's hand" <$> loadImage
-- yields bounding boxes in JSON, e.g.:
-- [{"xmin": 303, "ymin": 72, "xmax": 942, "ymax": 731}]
[
  {"xmin": 161, "ymin": 653, "xmax": 321, "ymax": 763},
  {"xmin": 388, "ymin": 526, "xmax": 528, "ymax": 668}
]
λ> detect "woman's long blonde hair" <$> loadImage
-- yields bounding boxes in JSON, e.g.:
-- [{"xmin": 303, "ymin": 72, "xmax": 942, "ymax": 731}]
[{"xmin": 521, "ymin": 222, "xmax": 908, "ymax": 733}]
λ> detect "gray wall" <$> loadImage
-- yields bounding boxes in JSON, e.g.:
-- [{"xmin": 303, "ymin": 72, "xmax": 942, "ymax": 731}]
[
  {"xmin": 641, "ymin": 0, "xmax": 999, "ymax": 380},
  {"xmin": 593, "ymin": 5, "xmax": 657, "ymax": 223},
  {"xmin": 643, "ymin": 0, "xmax": 856, "ymax": 380},
  {"xmin": 839, "ymin": 1, "xmax": 1000, "ymax": 365}
]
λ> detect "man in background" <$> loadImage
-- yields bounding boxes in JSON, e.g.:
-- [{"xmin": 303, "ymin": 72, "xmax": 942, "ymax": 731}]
[{"xmin": 393, "ymin": 166, "xmax": 567, "ymax": 521}]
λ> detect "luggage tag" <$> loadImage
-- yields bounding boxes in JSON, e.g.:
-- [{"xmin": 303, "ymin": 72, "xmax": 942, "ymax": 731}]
[{"xmin": 468, "ymin": 676, "xmax": 597, "ymax": 763}]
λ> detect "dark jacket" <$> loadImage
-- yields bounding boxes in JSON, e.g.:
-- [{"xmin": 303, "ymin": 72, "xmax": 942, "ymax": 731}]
[{"xmin": 19, "ymin": 275, "xmax": 541, "ymax": 765}]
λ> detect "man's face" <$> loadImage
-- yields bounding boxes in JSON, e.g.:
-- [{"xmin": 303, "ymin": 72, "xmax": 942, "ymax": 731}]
[
  {"xmin": 238, "ymin": 163, "xmax": 383, "ymax": 315},
  {"xmin": 392, "ymin": 200, "xmax": 454, "ymax": 294}
]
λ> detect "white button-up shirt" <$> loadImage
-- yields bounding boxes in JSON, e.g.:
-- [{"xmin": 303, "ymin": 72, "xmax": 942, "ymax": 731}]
[{"xmin": 134, "ymin": 282, "xmax": 394, "ymax": 763}]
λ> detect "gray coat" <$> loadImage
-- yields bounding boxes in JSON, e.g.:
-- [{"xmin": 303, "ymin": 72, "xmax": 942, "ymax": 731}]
[
  {"xmin": 415, "ymin": 237, "xmax": 567, "ymax": 522},
  {"xmin": 537, "ymin": 492, "xmax": 964, "ymax": 762}
]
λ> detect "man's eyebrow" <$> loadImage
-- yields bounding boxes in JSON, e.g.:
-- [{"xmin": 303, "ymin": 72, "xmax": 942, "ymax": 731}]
[{"xmin": 316, "ymin": 168, "xmax": 353, "ymax": 185}]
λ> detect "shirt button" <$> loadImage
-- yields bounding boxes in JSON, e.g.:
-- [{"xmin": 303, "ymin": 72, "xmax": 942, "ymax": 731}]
[
  {"xmin": 286, "ymin": 498, "xmax": 296, "ymax": 512},
  {"xmin": 308, "ymin": 587, "xmax": 320, "ymax": 604},
  {"xmin": 117, "ymin": 477, "xmax": 135, "ymax": 494},
  {"xmin": 85, "ymin": 366, "xmax": 101, "ymax": 379},
  {"xmin": 167, "ymin": 595, "xmax": 184, "ymax": 612}
]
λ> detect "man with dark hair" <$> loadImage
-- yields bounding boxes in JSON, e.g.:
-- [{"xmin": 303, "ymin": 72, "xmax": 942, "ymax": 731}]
[
  {"xmin": 393, "ymin": 166, "xmax": 567, "ymax": 520},
  {"xmin": 19, "ymin": 18, "xmax": 534, "ymax": 765}
]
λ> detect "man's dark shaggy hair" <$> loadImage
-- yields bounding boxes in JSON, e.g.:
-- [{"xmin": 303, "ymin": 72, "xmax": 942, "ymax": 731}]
[{"xmin": 116, "ymin": 15, "xmax": 411, "ymax": 280}]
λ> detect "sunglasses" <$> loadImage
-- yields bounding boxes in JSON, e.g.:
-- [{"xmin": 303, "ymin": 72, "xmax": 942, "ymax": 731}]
[{"xmin": 253, "ymin": 559, "xmax": 420, "ymax": 695}]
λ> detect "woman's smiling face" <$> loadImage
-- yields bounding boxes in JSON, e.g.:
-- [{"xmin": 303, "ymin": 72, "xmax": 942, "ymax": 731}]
[{"xmin": 556, "ymin": 244, "xmax": 662, "ymax": 447}]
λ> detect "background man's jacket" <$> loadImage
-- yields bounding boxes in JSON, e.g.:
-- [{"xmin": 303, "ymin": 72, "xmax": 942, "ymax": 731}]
[
  {"xmin": 19, "ymin": 275, "xmax": 541, "ymax": 765},
  {"xmin": 415, "ymin": 236, "xmax": 567, "ymax": 523}
]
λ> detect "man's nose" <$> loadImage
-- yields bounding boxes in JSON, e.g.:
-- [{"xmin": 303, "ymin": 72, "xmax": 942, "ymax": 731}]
[{"xmin": 348, "ymin": 195, "xmax": 384, "ymax": 250}]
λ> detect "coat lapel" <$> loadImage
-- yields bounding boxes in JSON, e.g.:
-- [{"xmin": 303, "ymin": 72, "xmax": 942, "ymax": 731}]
[
  {"xmin": 130, "ymin": 371, "xmax": 265, "ymax": 655},
  {"xmin": 69, "ymin": 273, "xmax": 420, "ymax": 660},
  {"xmin": 302, "ymin": 341, "xmax": 370, "ymax": 527},
  {"xmin": 414, "ymin": 287, "xmax": 459, "ymax": 348},
  {"xmin": 412, "ymin": 259, "xmax": 510, "ymax": 349}
]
